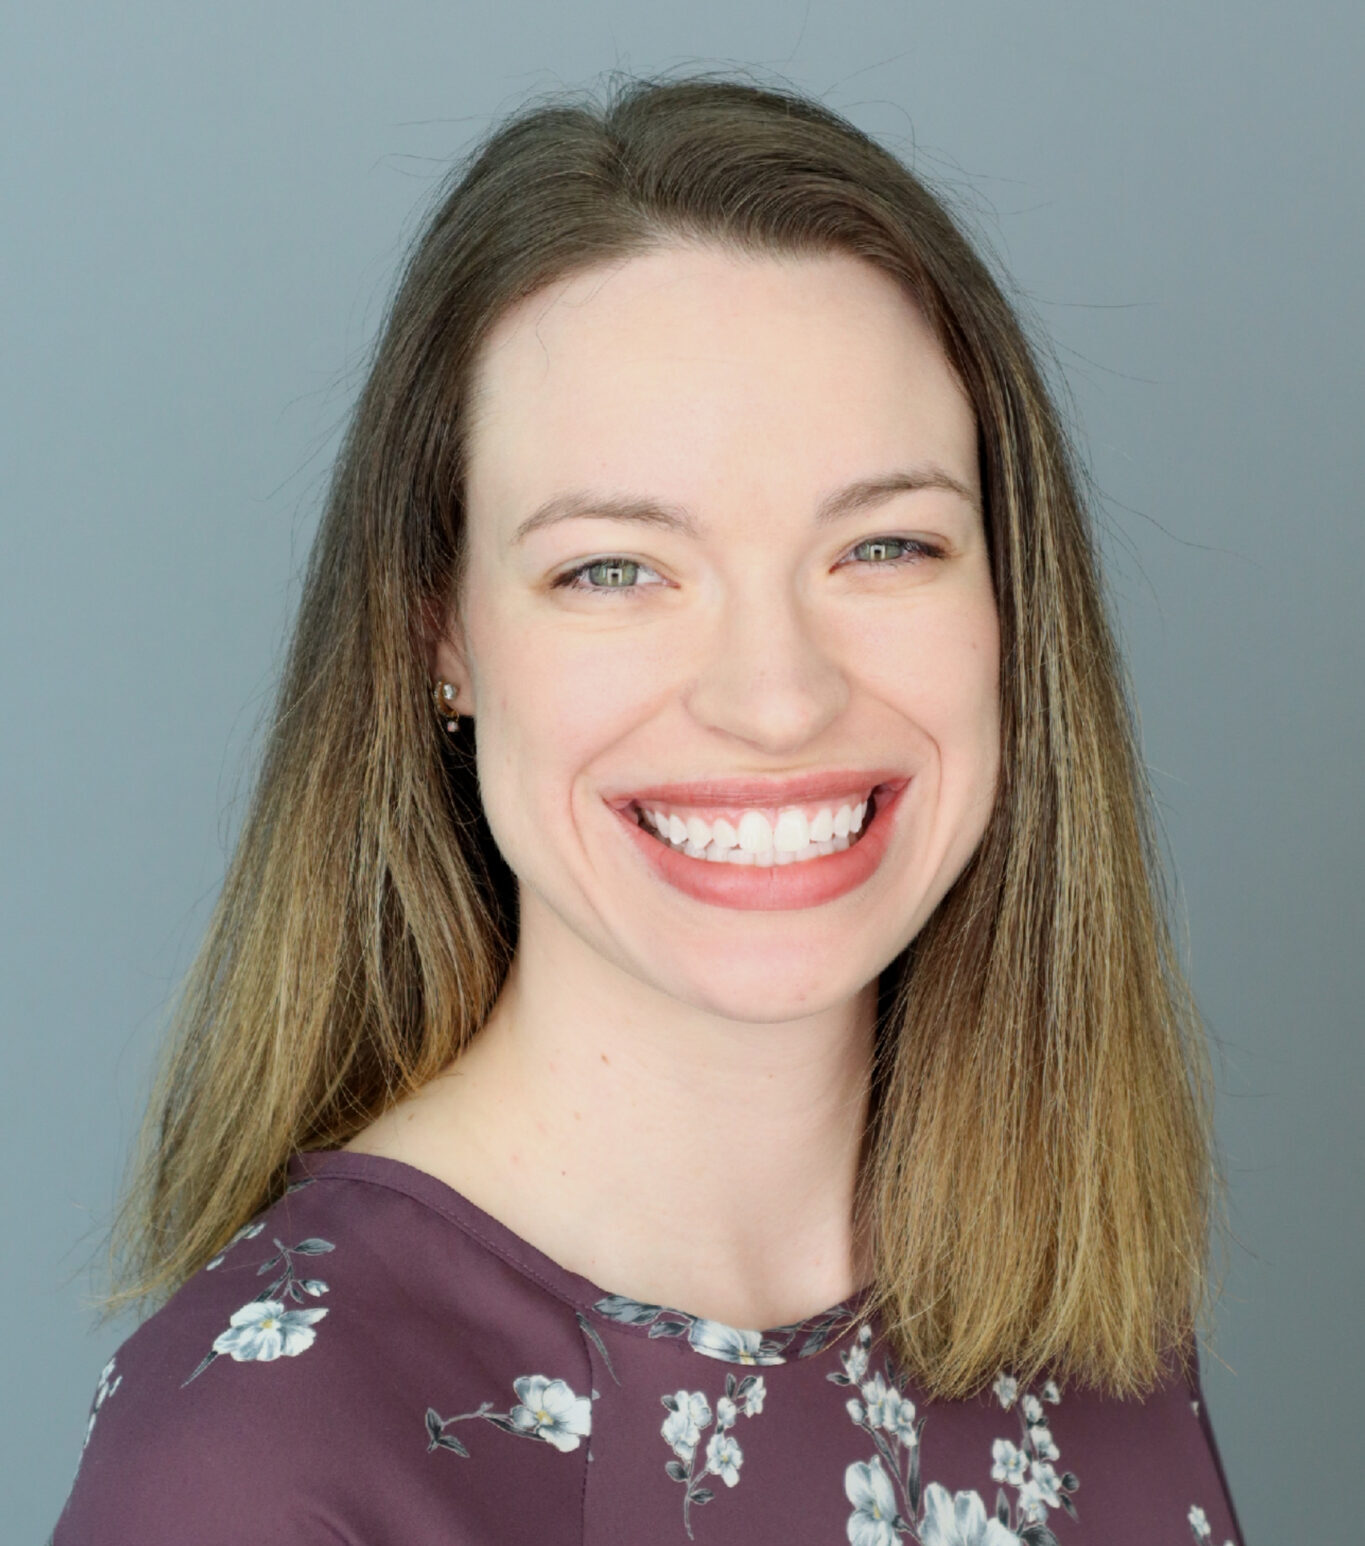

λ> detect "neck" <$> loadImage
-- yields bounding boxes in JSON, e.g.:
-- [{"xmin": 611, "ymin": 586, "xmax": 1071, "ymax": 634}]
[{"xmin": 353, "ymin": 900, "xmax": 878, "ymax": 1330}]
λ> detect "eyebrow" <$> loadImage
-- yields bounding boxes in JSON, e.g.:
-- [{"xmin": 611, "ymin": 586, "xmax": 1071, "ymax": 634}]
[{"xmin": 508, "ymin": 466, "xmax": 980, "ymax": 547}]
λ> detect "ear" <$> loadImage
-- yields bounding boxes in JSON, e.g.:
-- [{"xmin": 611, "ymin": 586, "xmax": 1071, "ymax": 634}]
[{"xmin": 421, "ymin": 592, "xmax": 474, "ymax": 717}]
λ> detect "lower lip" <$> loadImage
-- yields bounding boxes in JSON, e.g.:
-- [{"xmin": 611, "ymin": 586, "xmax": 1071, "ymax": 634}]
[{"xmin": 608, "ymin": 781, "xmax": 910, "ymax": 912}]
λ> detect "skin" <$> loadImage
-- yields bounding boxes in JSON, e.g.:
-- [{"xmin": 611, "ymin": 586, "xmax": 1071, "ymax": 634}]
[{"xmin": 349, "ymin": 244, "xmax": 1001, "ymax": 1329}]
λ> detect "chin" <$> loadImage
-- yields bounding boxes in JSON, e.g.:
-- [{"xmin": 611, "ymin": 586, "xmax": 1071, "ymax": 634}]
[{"xmin": 641, "ymin": 949, "xmax": 881, "ymax": 1028}]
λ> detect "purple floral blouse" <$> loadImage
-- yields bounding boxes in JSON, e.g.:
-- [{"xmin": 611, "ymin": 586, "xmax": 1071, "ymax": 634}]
[{"xmin": 52, "ymin": 1150, "xmax": 1244, "ymax": 1545}]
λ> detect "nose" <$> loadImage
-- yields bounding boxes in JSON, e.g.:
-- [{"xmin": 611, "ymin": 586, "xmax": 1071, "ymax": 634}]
[{"xmin": 683, "ymin": 581, "xmax": 849, "ymax": 753}]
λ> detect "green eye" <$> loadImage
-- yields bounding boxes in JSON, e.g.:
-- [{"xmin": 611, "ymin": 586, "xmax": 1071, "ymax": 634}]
[
  {"xmin": 850, "ymin": 538, "xmax": 939, "ymax": 567},
  {"xmin": 587, "ymin": 560, "xmax": 637, "ymax": 587},
  {"xmin": 553, "ymin": 557, "xmax": 660, "ymax": 595}
]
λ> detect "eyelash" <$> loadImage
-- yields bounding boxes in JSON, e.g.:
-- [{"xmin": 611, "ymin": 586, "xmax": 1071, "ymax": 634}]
[{"xmin": 551, "ymin": 538, "xmax": 945, "ymax": 596}]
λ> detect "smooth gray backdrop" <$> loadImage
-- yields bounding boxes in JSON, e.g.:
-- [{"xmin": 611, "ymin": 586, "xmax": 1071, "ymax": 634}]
[{"xmin": 6, "ymin": 2, "xmax": 1361, "ymax": 1536}]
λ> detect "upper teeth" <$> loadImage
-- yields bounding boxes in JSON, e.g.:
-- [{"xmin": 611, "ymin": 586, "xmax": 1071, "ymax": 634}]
[{"xmin": 638, "ymin": 796, "xmax": 872, "ymax": 862}]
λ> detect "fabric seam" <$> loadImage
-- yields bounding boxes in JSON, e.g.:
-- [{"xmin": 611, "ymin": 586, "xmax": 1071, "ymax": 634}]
[{"xmin": 295, "ymin": 1161, "xmax": 594, "ymax": 1316}]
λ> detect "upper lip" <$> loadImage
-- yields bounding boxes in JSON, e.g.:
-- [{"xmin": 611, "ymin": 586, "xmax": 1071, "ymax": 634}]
[{"xmin": 608, "ymin": 769, "xmax": 910, "ymax": 810}]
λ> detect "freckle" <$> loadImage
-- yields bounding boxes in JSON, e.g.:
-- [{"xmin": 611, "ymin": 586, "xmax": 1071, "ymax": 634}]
[{"xmin": 600, "ymin": 1053, "xmax": 610, "ymax": 1065}]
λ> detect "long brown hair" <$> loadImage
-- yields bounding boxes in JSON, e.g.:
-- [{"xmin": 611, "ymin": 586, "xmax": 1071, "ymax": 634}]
[{"xmin": 108, "ymin": 70, "xmax": 1226, "ymax": 1400}]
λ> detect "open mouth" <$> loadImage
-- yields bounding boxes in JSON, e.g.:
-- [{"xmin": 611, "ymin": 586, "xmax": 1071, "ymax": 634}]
[{"xmin": 627, "ymin": 785, "xmax": 886, "ymax": 866}]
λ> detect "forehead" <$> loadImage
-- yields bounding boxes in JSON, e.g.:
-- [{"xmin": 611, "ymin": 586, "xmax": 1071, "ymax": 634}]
[{"xmin": 462, "ymin": 244, "xmax": 977, "ymax": 523}]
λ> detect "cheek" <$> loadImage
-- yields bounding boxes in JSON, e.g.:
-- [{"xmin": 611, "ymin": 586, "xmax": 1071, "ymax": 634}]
[
  {"xmin": 943, "ymin": 606, "xmax": 1003, "ymax": 828},
  {"xmin": 861, "ymin": 591, "xmax": 1000, "ymax": 754},
  {"xmin": 469, "ymin": 600, "xmax": 670, "ymax": 815}
]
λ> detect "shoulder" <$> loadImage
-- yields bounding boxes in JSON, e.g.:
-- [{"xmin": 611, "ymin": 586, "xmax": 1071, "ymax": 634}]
[
  {"xmin": 1011, "ymin": 1341, "xmax": 1243, "ymax": 1545},
  {"xmin": 52, "ymin": 1162, "xmax": 594, "ymax": 1545}
]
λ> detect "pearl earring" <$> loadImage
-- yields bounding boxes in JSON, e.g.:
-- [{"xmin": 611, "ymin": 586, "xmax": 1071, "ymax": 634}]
[{"xmin": 432, "ymin": 678, "xmax": 461, "ymax": 733}]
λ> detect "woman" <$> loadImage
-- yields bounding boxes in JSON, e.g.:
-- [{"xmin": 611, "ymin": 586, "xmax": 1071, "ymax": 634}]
[{"xmin": 54, "ymin": 75, "xmax": 1244, "ymax": 1545}]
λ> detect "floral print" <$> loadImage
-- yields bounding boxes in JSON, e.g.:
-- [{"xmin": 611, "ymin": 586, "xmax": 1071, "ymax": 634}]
[
  {"xmin": 81, "ymin": 1357, "xmax": 121, "ymax": 1453},
  {"xmin": 832, "ymin": 1324, "xmax": 1080, "ymax": 1545},
  {"xmin": 846, "ymin": 1456, "xmax": 900, "ymax": 1546},
  {"xmin": 660, "ymin": 1371, "xmax": 767, "ymax": 1538},
  {"xmin": 211, "ymin": 1299, "xmax": 327, "ymax": 1361},
  {"xmin": 184, "ymin": 1233, "xmax": 333, "ymax": 1385},
  {"xmin": 991, "ymin": 1370, "xmax": 1077, "ymax": 1529},
  {"xmin": 56, "ymin": 1158, "xmax": 1243, "ymax": 1546},
  {"xmin": 510, "ymin": 1376, "xmax": 593, "ymax": 1451},
  {"xmin": 687, "ymin": 1317, "xmax": 786, "ymax": 1366},
  {"xmin": 592, "ymin": 1291, "xmax": 854, "ymax": 1364},
  {"xmin": 834, "ymin": 1326, "xmax": 927, "ymax": 1544},
  {"xmin": 1188, "ymin": 1501, "xmax": 1234, "ymax": 1546},
  {"xmin": 425, "ymin": 1374, "xmax": 592, "ymax": 1457},
  {"xmin": 662, "ymin": 1390, "xmax": 714, "ymax": 1459},
  {"xmin": 990, "ymin": 1439, "xmax": 1028, "ymax": 1488},
  {"xmin": 918, "ymin": 1483, "xmax": 1022, "ymax": 1546}
]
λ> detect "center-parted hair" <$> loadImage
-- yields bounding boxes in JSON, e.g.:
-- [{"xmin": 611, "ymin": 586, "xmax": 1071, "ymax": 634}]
[{"xmin": 110, "ymin": 71, "xmax": 1224, "ymax": 1400}]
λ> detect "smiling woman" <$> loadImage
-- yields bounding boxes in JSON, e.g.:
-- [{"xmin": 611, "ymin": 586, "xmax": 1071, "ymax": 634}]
[
  {"xmin": 440, "ymin": 245, "xmax": 999, "ymax": 933},
  {"xmin": 52, "ymin": 73, "xmax": 1243, "ymax": 1546}
]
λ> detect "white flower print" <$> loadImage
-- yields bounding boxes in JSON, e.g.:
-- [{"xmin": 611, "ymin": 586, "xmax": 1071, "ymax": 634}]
[
  {"xmin": 704, "ymin": 1429, "xmax": 742, "ymax": 1486},
  {"xmin": 662, "ymin": 1390, "xmax": 712, "ymax": 1461},
  {"xmin": 984, "ymin": 1370, "xmax": 1079, "ymax": 1532},
  {"xmin": 591, "ymin": 1290, "xmax": 854, "ymax": 1363},
  {"xmin": 81, "ymin": 1357, "xmax": 122, "ymax": 1454},
  {"xmin": 426, "ymin": 1373, "xmax": 592, "ymax": 1459},
  {"xmin": 95, "ymin": 1358, "xmax": 121, "ymax": 1406},
  {"xmin": 185, "ymin": 1233, "xmax": 335, "ymax": 1385},
  {"xmin": 211, "ymin": 1299, "xmax": 328, "ymax": 1362},
  {"xmin": 843, "ymin": 1323, "xmax": 873, "ymax": 1384},
  {"xmin": 1186, "ymin": 1498, "xmax": 1234, "ymax": 1546},
  {"xmin": 832, "ymin": 1340, "xmax": 1080, "ymax": 1543},
  {"xmin": 846, "ymin": 1457, "xmax": 900, "ymax": 1546},
  {"xmin": 508, "ymin": 1375, "xmax": 593, "ymax": 1452},
  {"xmin": 1027, "ymin": 1423, "xmax": 1059, "ymax": 1461},
  {"xmin": 990, "ymin": 1438, "xmax": 1027, "ymax": 1487},
  {"xmin": 836, "ymin": 1330, "xmax": 925, "ymax": 1541},
  {"xmin": 918, "ymin": 1482, "xmax": 1021, "ymax": 1546},
  {"xmin": 1031, "ymin": 1461, "xmax": 1062, "ymax": 1505},
  {"xmin": 886, "ymin": 1390, "xmax": 919, "ymax": 1449},
  {"xmin": 660, "ymin": 1370, "xmax": 766, "ymax": 1538},
  {"xmin": 687, "ymin": 1317, "xmax": 785, "ymax": 1365},
  {"xmin": 1017, "ymin": 1484, "xmax": 1043, "ymax": 1524},
  {"xmin": 862, "ymin": 1372, "xmax": 894, "ymax": 1428},
  {"xmin": 1018, "ymin": 1460, "xmax": 1063, "ymax": 1522}
]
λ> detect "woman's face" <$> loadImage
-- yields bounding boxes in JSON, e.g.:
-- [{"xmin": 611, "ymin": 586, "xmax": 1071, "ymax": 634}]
[{"xmin": 439, "ymin": 244, "xmax": 1000, "ymax": 1022}]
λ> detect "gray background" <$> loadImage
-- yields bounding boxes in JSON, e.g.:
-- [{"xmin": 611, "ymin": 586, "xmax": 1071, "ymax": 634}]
[{"xmin": 5, "ymin": 2, "xmax": 1360, "ymax": 1536}]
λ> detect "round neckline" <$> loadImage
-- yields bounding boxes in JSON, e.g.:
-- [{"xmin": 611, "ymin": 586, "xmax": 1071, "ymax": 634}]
[{"xmin": 288, "ymin": 1147, "xmax": 874, "ymax": 1350}]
